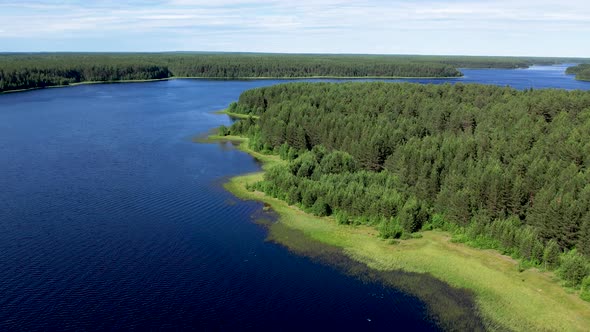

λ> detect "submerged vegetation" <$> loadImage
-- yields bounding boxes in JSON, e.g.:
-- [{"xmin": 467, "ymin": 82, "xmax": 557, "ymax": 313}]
[
  {"xmin": 221, "ymin": 82, "xmax": 590, "ymax": 302},
  {"xmin": 567, "ymin": 64, "xmax": 590, "ymax": 81},
  {"xmin": 1, "ymin": 52, "xmax": 588, "ymax": 93},
  {"xmin": 217, "ymin": 138, "xmax": 590, "ymax": 331}
]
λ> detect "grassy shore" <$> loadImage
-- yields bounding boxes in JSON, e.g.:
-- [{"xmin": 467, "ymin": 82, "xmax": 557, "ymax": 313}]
[
  {"xmin": 212, "ymin": 136, "xmax": 590, "ymax": 331},
  {"xmin": 213, "ymin": 110, "xmax": 260, "ymax": 120},
  {"xmin": 194, "ymin": 134, "xmax": 249, "ymax": 144}
]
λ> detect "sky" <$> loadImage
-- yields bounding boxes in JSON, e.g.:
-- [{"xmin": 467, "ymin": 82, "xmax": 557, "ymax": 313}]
[{"xmin": 0, "ymin": 0, "xmax": 589, "ymax": 57}]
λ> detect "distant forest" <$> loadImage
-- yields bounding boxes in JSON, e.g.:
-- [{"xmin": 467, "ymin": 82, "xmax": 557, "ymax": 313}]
[
  {"xmin": 567, "ymin": 64, "xmax": 590, "ymax": 81},
  {"xmin": 0, "ymin": 53, "xmax": 586, "ymax": 93},
  {"xmin": 224, "ymin": 82, "xmax": 590, "ymax": 294}
]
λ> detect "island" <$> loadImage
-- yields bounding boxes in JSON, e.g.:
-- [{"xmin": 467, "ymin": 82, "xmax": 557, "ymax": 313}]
[{"xmin": 210, "ymin": 82, "xmax": 590, "ymax": 331}]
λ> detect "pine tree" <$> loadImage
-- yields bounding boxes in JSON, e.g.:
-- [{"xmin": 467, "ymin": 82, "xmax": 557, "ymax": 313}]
[
  {"xmin": 543, "ymin": 240, "xmax": 561, "ymax": 270},
  {"xmin": 578, "ymin": 217, "xmax": 590, "ymax": 257}
]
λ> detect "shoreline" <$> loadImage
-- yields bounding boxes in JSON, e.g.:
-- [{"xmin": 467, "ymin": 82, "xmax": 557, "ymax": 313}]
[
  {"xmin": 212, "ymin": 110, "xmax": 260, "ymax": 119},
  {"xmin": 0, "ymin": 75, "xmax": 463, "ymax": 95},
  {"xmin": 204, "ymin": 134, "xmax": 590, "ymax": 331},
  {"xmin": 0, "ymin": 78, "xmax": 173, "ymax": 94}
]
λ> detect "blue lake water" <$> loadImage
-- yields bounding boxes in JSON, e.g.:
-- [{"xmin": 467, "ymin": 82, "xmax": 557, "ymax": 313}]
[{"xmin": 0, "ymin": 65, "xmax": 588, "ymax": 331}]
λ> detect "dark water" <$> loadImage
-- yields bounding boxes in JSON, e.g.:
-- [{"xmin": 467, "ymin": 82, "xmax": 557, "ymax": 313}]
[{"xmin": 0, "ymin": 65, "xmax": 588, "ymax": 331}]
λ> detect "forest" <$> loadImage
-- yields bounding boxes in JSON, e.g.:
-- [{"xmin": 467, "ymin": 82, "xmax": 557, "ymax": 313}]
[
  {"xmin": 1, "ymin": 53, "xmax": 586, "ymax": 93},
  {"xmin": 223, "ymin": 82, "xmax": 590, "ymax": 299},
  {"xmin": 0, "ymin": 54, "xmax": 172, "ymax": 92},
  {"xmin": 567, "ymin": 64, "xmax": 590, "ymax": 81}
]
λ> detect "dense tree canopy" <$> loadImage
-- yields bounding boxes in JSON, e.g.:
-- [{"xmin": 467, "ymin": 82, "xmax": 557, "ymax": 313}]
[
  {"xmin": 1, "ymin": 53, "xmax": 587, "ymax": 93},
  {"xmin": 567, "ymin": 64, "xmax": 590, "ymax": 81},
  {"xmin": 0, "ymin": 54, "xmax": 172, "ymax": 92},
  {"xmin": 226, "ymin": 82, "xmax": 590, "ymax": 290}
]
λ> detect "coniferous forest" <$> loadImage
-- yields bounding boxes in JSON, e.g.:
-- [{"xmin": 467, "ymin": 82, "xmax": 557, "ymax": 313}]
[
  {"xmin": 224, "ymin": 82, "xmax": 590, "ymax": 295},
  {"xmin": 1, "ymin": 53, "xmax": 587, "ymax": 93},
  {"xmin": 567, "ymin": 64, "xmax": 590, "ymax": 81}
]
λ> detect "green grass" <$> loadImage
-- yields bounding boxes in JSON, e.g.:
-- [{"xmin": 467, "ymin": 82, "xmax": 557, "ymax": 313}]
[
  {"xmin": 193, "ymin": 134, "xmax": 249, "ymax": 144},
  {"xmin": 213, "ymin": 109, "xmax": 260, "ymax": 120},
  {"xmin": 213, "ymin": 137, "xmax": 590, "ymax": 332}
]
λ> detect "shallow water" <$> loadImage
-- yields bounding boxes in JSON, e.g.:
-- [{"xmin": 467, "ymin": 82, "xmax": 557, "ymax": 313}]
[{"xmin": 0, "ymin": 65, "xmax": 588, "ymax": 330}]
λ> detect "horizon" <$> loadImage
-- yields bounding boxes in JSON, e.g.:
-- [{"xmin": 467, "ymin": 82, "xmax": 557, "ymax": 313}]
[
  {"xmin": 0, "ymin": 51, "xmax": 589, "ymax": 60},
  {"xmin": 1, "ymin": 1, "xmax": 589, "ymax": 57}
]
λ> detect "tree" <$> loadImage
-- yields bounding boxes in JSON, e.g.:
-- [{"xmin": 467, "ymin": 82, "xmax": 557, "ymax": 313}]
[
  {"xmin": 227, "ymin": 81, "xmax": 590, "ymax": 281},
  {"xmin": 578, "ymin": 217, "xmax": 590, "ymax": 257},
  {"xmin": 217, "ymin": 125, "xmax": 229, "ymax": 136},
  {"xmin": 543, "ymin": 240, "xmax": 561, "ymax": 270},
  {"xmin": 519, "ymin": 228, "xmax": 537, "ymax": 261},
  {"xmin": 286, "ymin": 187, "xmax": 301, "ymax": 205},
  {"xmin": 399, "ymin": 198, "xmax": 428, "ymax": 233},
  {"xmin": 301, "ymin": 189, "xmax": 317, "ymax": 209},
  {"xmin": 311, "ymin": 198, "xmax": 331, "ymax": 217}
]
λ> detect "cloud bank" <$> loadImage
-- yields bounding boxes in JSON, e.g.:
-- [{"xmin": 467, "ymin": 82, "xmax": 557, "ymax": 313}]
[{"xmin": 0, "ymin": 0, "xmax": 588, "ymax": 56}]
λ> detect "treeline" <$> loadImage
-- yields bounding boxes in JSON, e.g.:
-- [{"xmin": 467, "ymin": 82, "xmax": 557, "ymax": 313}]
[
  {"xmin": 2, "ymin": 53, "xmax": 588, "ymax": 93},
  {"xmin": 405, "ymin": 55, "xmax": 564, "ymax": 69},
  {"xmin": 224, "ymin": 82, "xmax": 590, "ymax": 297},
  {"xmin": 567, "ymin": 64, "xmax": 590, "ymax": 81},
  {"xmin": 0, "ymin": 53, "xmax": 460, "ymax": 93},
  {"xmin": 163, "ymin": 54, "xmax": 461, "ymax": 78},
  {"xmin": 0, "ymin": 54, "xmax": 172, "ymax": 92}
]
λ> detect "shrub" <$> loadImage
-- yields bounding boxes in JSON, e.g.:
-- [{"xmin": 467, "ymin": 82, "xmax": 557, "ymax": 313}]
[
  {"xmin": 430, "ymin": 213, "xmax": 447, "ymax": 229},
  {"xmin": 286, "ymin": 187, "xmax": 301, "ymax": 205},
  {"xmin": 559, "ymin": 250, "xmax": 589, "ymax": 287},
  {"xmin": 400, "ymin": 232, "xmax": 413, "ymax": 240},
  {"xmin": 399, "ymin": 198, "xmax": 429, "ymax": 233},
  {"xmin": 518, "ymin": 228, "xmax": 537, "ymax": 261},
  {"xmin": 379, "ymin": 219, "xmax": 404, "ymax": 239},
  {"xmin": 311, "ymin": 197, "xmax": 331, "ymax": 217},
  {"xmin": 278, "ymin": 143, "xmax": 290, "ymax": 160},
  {"xmin": 286, "ymin": 147, "xmax": 299, "ymax": 161},
  {"xmin": 336, "ymin": 211, "xmax": 351, "ymax": 225},
  {"xmin": 301, "ymin": 190, "xmax": 317, "ymax": 209},
  {"xmin": 217, "ymin": 125, "xmax": 229, "ymax": 136},
  {"xmin": 543, "ymin": 240, "xmax": 561, "ymax": 270},
  {"xmin": 531, "ymin": 239, "xmax": 544, "ymax": 265},
  {"xmin": 580, "ymin": 277, "xmax": 590, "ymax": 302}
]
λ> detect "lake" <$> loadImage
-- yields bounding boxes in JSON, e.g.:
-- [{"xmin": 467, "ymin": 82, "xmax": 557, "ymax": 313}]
[{"xmin": 0, "ymin": 65, "xmax": 588, "ymax": 331}]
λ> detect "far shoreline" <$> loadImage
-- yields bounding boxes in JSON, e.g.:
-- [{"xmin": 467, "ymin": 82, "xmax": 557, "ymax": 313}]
[
  {"xmin": 6, "ymin": 62, "xmax": 589, "ymax": 96},
  {"xmin": 0, "ymin": 74, "xmax": 465, "ymax": 95}
]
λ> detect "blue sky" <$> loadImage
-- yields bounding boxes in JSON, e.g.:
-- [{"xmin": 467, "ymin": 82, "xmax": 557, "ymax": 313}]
[{"xmin": 0, "ymin": 0, "xmax": 589, "ymax": 56}]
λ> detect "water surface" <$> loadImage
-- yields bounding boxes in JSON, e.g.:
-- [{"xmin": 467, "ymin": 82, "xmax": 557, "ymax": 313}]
[
  {"xmin": 0, "ymin": 80, "xmax": 440, "ymax": 331},
  {"xmin": 0, "ymin": 65, "xmax": 588, "ymax": 331}
]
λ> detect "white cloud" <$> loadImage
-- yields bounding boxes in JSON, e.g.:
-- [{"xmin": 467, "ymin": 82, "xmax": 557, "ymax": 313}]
[{"xmin": 0, "ymin": 0, "xmax": 588, "ymax": 55}]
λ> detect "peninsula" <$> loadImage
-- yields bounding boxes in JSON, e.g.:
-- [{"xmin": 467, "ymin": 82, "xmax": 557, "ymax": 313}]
[{"xmin": 210, "ymin": 82, "xmax": 590, "ymax": 331}]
